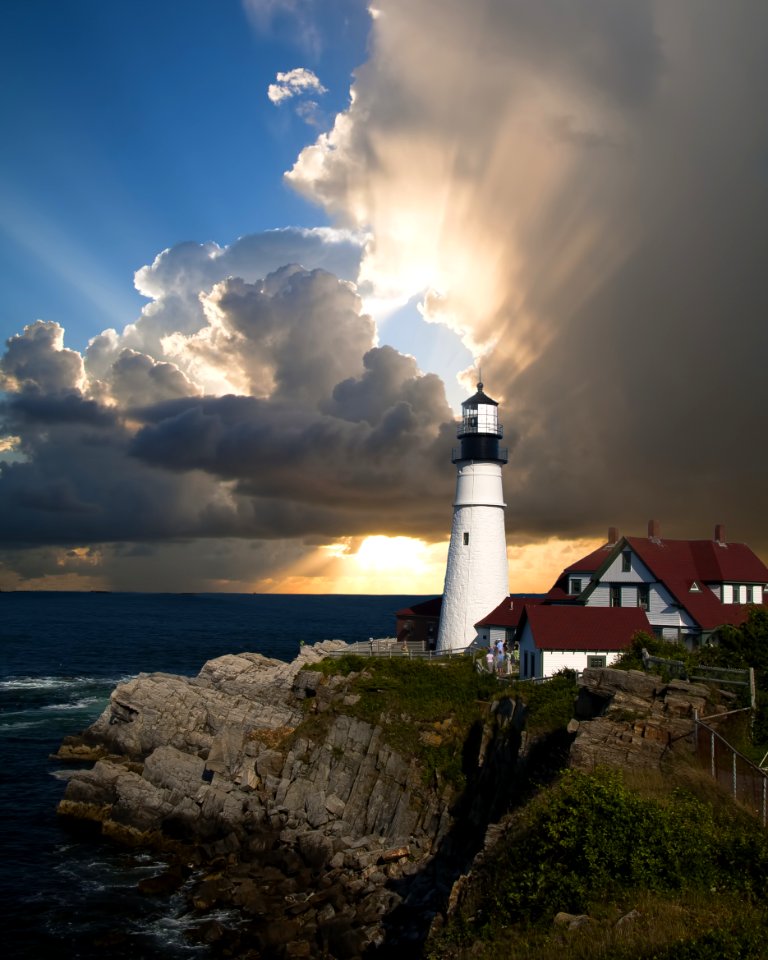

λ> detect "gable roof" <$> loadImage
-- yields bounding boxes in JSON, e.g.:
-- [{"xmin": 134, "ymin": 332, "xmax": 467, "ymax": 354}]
[
  {"xmin": 475, "ymin": 595, "xmax": 546, "ymax": 629},
  {"xmin": 623, "ymin": 536, "xmax": 767, "ymax": 630},
  {"xmin": 521, "ymin": 604, "xmax": 648, "ymax": 651},
  {"xmin": 627, "ymin": 536, "xmax": 768, "ymax": 585}
]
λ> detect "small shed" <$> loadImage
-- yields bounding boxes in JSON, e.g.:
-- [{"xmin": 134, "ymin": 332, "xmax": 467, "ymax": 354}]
[
  {"xmin": 517, "ymin": 604, "xmax": 648, "ymax": 679},
  {"xmin": 395, "ymin": 597, "xmax": 442, "ymax": 650},
  {"xmin": 475, "ymin": 595, "xmax": 546, "ymax": 648}
]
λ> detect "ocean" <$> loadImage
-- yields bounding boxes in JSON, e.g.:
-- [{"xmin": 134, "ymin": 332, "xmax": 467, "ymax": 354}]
[{"xmin": 0, "ymin": 591, "xmax": 419, "ymax": 959}]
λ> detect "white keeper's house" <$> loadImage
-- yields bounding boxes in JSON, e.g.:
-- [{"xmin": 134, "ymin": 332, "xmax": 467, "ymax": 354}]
[{"xmin": 475, "ymin": 520, "xmax": 768, "ymax": 678}]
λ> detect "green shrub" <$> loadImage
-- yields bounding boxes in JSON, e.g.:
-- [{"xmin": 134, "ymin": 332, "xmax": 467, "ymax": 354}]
[{"xmin": 474, "ymin": 769, "xmax": 768, "ymax": 927}]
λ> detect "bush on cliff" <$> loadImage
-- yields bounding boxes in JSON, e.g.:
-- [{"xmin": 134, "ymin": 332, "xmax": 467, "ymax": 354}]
[{"xmin": 429, "ymin": 766, "xmax": 768, "ymax": 959}]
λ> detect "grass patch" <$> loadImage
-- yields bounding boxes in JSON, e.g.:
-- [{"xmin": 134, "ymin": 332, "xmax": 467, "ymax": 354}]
[{"xmin": 300, "ymin": 656, "xmax": 499, "ymax": 790}]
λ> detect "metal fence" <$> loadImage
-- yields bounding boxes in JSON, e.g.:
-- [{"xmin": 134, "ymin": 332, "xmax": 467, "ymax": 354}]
[
  {"xmin": 693, "ymin": 710, "xmax": 768, "ymax": 827},
  {"xmin": 323, "ymin": 638, "xmax": 468, "ymax": 660},
  {"xmin": 643, "ymin": 654, "xmax": 754, "ymax": 707}
]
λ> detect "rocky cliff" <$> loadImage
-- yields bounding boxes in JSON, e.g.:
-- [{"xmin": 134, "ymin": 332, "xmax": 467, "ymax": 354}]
[
  {"xmin": 55, "ymin": 654, "xmax": 717, "ymax": 958},
  {"xmin": 56, "ymin": 643, "xmax": 509, "ymax": 958}
]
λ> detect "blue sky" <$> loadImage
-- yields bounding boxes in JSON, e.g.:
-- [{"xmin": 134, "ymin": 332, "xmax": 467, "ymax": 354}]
[{"xmin": 0, "ymin": 0, "xmax": 369, "ymax": 351}]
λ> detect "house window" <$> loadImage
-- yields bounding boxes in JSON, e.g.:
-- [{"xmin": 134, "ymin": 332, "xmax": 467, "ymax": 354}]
[
  {"xmin": 570, "ymin": 577, "xmax": 582, "ymax": 595},
  {"xmin": 637, "ymin": 584, "xmax": 649, "ymax": 610},
  {"xmin": 610, "ymin": 585, "xmax": 622, "ymax": 607},
  {"xmin": 463, "ymin": 532, "xmax": 469, "ymax": 546},
  {"xmin": 587, "ymin": 655, "xmax": 607, "ymax": 669},
  {"xmin": 621, "ymin": 551, "xmax": 631, "ymax": 573}
]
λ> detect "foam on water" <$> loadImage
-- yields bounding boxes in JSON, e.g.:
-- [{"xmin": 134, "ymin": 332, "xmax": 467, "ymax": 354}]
[{"xmin": 0, "ymin": 674, "xmax": 132, "ymax": 690}]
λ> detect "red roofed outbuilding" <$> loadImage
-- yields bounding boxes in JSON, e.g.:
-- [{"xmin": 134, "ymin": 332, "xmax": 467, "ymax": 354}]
[
  {"xmin": 517, "ymin": 605, "xmax": 648, "ymax": 678},
  {"xmin": 474, "ymin": 595, "xmax": 546, "ymax": 648}
]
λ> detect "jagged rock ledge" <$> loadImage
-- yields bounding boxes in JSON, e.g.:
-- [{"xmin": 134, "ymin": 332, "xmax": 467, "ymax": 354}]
[{"xmin": 55, "ymin": 641, "xmax": 463, "ymax": 958}]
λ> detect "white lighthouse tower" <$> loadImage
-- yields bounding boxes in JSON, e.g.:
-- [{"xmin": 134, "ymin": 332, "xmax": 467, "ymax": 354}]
[{"xmin": 437, "ymin": 382, "xmax": 509, "ymax": 652}]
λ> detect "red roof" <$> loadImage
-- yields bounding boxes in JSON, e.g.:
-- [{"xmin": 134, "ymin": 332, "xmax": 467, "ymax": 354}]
[
  {"xmin": 627, "ymin": 536, "xmax": 768, "ymax": 585},
  {"xmin": 623, "ymin": 536, "xmax": 768, "ymax": 630},
  {"xmin": 395, "ymin": 597, "xmax": 442, "ymax": 618},
  {"xmin": 562, "ymin": 544, "xmax": 615, "ymax": 574},
  {"xmin": 475, "ymin": 595, "xmax": 546, "ymax": 628},
  {"xmin": 521, "ymin": 605, "xmax": 649, "ymax": 651}
]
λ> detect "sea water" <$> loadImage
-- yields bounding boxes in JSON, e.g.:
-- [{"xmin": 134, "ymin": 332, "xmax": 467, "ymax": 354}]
[{"xmin": 0, "ymin": 591, "xmax": 419, "ymax": 959}]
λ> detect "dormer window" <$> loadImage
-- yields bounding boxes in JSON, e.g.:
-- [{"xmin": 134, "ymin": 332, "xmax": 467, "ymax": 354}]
[
  {"xmin": 570, "ymin": 577, "xmax": 582, "ymax": 595},
  {"xmin": 690, "ymin": 581, "xmax": 702, "ymax": 592}
]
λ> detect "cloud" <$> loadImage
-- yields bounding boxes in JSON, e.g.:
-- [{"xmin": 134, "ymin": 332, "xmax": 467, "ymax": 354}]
[
  {"xmin": 85, "ymin": 228, "xmax": 364, "ymax": 385},
  {"xmin": 0, "ymin": 262, "xmax": 456, "ymax": 580},
  {"xmin": 268, "ymin": 67, "xmax": 327, "ymax": 105},
  {"xmin": 1, "ymin": 320, "xmax": 85, "ymax": 395},
  {"xmin": 242, "ymin": 0, "xmax": 323, "ymax": 55},
  {"xmin": 285, "ymin": 0, "xmax": 768, "ymax": 553}
]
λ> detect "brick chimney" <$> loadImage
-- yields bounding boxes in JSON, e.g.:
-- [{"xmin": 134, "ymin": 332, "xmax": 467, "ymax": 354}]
[
  {"xmin": 714, "ymin": 523, "xmax": 726, "ymax": 544},
  {"xmin": 608, "ymin": 526, "xmax": 619, "ymax": 544},
  {"xmin": 648, "ymin": 519, "xmax": 661, "ymax": 540}
]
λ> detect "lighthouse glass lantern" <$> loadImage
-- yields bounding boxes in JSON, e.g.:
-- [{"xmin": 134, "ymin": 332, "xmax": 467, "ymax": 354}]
[
  {"xmin": 438, "ymin": 382, "xmax": 510, "ymax": 652},
  {"xmin": 452, "ymin": 383, "xmax": 507, "ymax": 465}
]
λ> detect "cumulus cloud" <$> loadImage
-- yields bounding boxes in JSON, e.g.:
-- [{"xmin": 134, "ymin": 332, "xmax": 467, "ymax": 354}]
[
  {"xmin": 268, "ymin": 67, "xmax": 327, "ymax": 105},
  {"xmin": 1, "ymin": 320, "xmax": 85, "ymax": 395},
  {"xmin": 85, "ymin": 227, "xmax": 364, "ymax": 386},
  {"xmin": 286, "ymin": 0, "xmax": 768, "ymax": 553},
  {"xmin": 0, "ymin": 262, "xmax": 456, "ymax": 590}
]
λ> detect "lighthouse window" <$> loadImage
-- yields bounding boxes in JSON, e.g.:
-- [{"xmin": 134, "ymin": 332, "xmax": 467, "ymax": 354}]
[{"xmin": 463, "ymin": 532, "xmax": 469, "ymax": 546}]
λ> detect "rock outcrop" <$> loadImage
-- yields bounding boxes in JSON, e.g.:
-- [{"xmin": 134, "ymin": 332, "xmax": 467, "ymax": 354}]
[
  {"xmin": 567, "ymin": 667, "xmax": 713, "ymax": 770},
  {"xmin": 56, "ymin": 641, "xmax": 482, "ymax": 957}
]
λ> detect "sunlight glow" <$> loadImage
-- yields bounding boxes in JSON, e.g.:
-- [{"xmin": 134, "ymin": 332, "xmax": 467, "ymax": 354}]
[{"xmin": 253, "ymin": 535, "xmax": 449, "ymax": 594}]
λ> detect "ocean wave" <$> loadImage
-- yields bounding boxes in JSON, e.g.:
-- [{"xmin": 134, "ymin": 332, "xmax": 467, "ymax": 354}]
[
  {"xmin": 138, "ymin": 906, "xmax": 241, "ymax": 953},
  {"xmin": 0, "ymin": 719, "xmax": 47, "ymax": 732},
  {"xmin": 41, "ymin": 696, "xmax": 103, "ymax": 711},
  {"xmin": 0, "ymin": 674, "xmax": 133, "ymax": 691}
]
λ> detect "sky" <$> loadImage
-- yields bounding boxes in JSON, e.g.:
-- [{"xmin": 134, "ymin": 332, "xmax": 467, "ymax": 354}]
[{"xmin": 1, "ymin": 0, "xmax": 767, "ymax": 594}]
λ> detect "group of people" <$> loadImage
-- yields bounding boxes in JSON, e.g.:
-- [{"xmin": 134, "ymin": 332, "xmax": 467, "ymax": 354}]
[{"xmin": 484, "ymin": 637, "xmax": 518, "ymax": 675}]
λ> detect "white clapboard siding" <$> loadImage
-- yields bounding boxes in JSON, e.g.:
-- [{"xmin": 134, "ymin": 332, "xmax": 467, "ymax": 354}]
[{"xmin": 542, "ymin": 649, "xmax": 623, "ymax": 675}]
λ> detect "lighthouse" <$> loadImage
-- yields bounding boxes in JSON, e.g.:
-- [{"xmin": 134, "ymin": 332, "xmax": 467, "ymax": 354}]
[{"xmin": 437, "ymin": 382, "xmax": 509, "ymax": 652}]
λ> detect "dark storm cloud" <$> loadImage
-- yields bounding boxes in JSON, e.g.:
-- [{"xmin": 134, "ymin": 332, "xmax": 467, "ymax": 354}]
[{"xmin": 289, "ymin": 0, "xmax": 768, "ymax": 553}]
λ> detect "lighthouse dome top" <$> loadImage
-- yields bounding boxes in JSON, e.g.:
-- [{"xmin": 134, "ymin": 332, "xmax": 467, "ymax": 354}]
[{"xmin": 462, "ymin": 382, "xmax": 499, "ymax": 409}]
